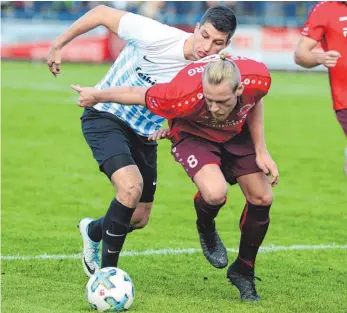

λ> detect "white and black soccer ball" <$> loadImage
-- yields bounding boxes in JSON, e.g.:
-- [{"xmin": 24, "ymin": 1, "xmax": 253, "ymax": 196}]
[{"xmin": 86, "ymin": 267, "xmax": 135, "ymax": 312}]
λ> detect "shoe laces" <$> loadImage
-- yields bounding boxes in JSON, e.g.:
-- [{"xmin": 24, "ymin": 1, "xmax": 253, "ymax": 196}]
[
  {"xmin": 85, "ymin": 242, "xmax": 100, "ymax": 265},
  {"xmin": 243, "ymin": 274, "xmax": 262, "ymax": 284}
]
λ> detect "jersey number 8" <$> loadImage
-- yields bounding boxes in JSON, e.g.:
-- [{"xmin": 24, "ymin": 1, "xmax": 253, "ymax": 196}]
[{"xmin": 187, "ymin": 155, "xmax": 198, "ymax": 168}]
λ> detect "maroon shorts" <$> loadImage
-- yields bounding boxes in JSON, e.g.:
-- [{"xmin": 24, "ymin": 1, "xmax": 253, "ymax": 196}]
[
  {"xmin": 171, "ymin": 135, "xmax": 262, "ymax": 185},
  {"xmin": 336, "ymin": 109, "xmax": 347, "ymax": 137}
]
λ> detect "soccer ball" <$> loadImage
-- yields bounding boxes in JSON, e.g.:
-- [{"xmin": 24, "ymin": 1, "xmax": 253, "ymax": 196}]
[{"xmin": 86, "ymin": 267, "xmax": 135, "ymax": 312}]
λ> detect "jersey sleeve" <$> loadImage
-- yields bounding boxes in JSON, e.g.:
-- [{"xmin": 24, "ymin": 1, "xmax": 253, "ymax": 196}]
[
  {"xmin": 241, "ymin": 61, "xmax": 272, "ymax": 103},
  {"xmin": 118, "ymin": 13, "xmax": 186, "ymax": 48},
  {"xmin": 301, "ymin": 2, "xmax": 327, "ymax": 41},
  {"xmin": 144, "ymin": 64, "xmax": 204, "ymax": 119}
]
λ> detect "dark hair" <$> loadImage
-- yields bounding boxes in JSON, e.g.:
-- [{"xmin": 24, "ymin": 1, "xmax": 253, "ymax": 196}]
[{"xmin": 199, "ymin": 5, "xmax": 237, "ymax": 42}]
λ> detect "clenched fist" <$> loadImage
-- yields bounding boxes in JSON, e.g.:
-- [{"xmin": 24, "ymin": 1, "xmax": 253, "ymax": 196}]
[
  {"xmin": 47, "ymin": 45, "xmax": 62, "ymax": 76},
  {"xmin": 317, "ymin": 50, "xmax": 341, "ymax": 68}
]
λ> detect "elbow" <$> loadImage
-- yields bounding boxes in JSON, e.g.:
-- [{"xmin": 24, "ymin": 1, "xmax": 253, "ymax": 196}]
[
  {"xmin": 88, "ymin": 5, "xmax": 108, "ymax": 22},
  {"xmin": 294, "ymin": 52, "xmax": 308, "ymax": 68},
  {"xmin": 294, "ymin": 52, "xmax": 300, "ymax": 65},
  {"xmin": 94, "ymin": 4, "xmax": 109, "ymax": 12},
  {"xmin": 92, "ymin": 5, "xmax": 123, "ymax": 33},
  {"xmin": 294, "ymin": 49, "xmax": 314, "ymax": 68},
  {"xmin": 294, "ymin": 51, "xmax": 303, "ymax": 66},
  {"xmin": 92, "ymin": 5, "xmax": 113, "ymax": 20}
]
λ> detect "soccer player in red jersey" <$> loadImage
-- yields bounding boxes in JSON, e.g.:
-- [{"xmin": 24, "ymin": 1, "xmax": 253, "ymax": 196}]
[
  {"xmin": 72, "ymin": 54, "xmax": 279, "ymax": 301},
  {"xmin": 295, "ymin": 1, "xmax": 347, "ymax": 174}
]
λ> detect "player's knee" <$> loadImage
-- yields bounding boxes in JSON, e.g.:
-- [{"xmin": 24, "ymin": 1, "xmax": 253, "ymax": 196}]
[
  {"xmin": 247, "ymin": 191, "xmax": 273, "ymax": 206},
  {"xmin": 126, "ymin": 182, "xmax": 143, "ymax": 201},
  {"xmin": 117, "ymin": 181, "xmax": 144, "ymax": 205},
  {"xmin": 202, "ymin": 187, "xmax": 228, "ymax": 206}
]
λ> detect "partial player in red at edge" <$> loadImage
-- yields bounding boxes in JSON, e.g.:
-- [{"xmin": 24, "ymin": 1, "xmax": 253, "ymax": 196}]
[{"xmin": 295, "ymin": 1, "xmax": 347, "ymax": 174}]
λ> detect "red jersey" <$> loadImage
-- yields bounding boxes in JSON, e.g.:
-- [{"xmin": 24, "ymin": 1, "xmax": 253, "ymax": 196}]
[
  {"xmin": 301, "ymin": 1, "xmax": 347, "ymax": 111},
  {"xmin": 145, "ymin": 55, "xmax": 271, "ymax": 143}
]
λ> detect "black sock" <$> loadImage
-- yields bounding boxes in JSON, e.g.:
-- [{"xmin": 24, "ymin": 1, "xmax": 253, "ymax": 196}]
[
  {"xmin": 128, "ymin": 224, "xmax": 136, "ymax": 233},
  {"xmin": 235, "ymin": 202, "xmax": 271, "ymax": 275},
  {"xmin": 88, "ymin": 218, "xmax": 136, "ymax": 242},
  {"xmin": 102, "ymin": 199, "xmax": 135, "ymax": 268},
  {"xmin": 194, "ymin": 192, "xmax": 226, "ymax": 229},
  {"xmin": 88, "ymin": 217, "xmax": 104, "ymax": 242}
]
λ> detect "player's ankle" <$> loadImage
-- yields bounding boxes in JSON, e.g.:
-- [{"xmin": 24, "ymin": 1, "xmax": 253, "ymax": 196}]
[{"xmin": 232, "ymin": 257, "xmax": 255, "ymax": 276}]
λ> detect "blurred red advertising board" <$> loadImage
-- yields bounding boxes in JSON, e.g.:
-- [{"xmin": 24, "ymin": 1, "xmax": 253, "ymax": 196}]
[
  {"xmin": 1, "ymin": 36, "xmax": 110, "ymax": 62},
  {"xmin": 261, "ymin": 27, "xmax": 323, "ymax": 52}
]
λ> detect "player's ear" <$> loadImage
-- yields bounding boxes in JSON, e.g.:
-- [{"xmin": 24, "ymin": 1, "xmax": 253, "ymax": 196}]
[
  {"xmin": 194, "ymin": 23, "xmax": 200, "ymax": 33},
  {"xmin": 235, "ymin": 82, "xmax": 245, "ymax": 96}
]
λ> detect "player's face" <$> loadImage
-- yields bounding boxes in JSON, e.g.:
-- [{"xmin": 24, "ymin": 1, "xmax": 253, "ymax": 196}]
[
  {"xmin": 203, "ymin": 80, "xmax": 244, "ymax": 122},
  {"xmin": 192, "ymin": 23, "xmax": 229, "ymax": 60}
]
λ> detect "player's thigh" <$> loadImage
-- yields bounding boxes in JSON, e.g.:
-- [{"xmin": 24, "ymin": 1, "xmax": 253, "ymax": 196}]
[
  {"xmin": 336, "ymin": 109, "xmax": 347, "ymax": 137},
  {"xmin": 82, "ymin": 109, "xmax": 143, "ymax": 196},
  {"xmin": 172, "ymin": 136, "xmax": 227, "ymax": 204},
  {"xmin": 82, "ymin": 109, "xmax": 134, "ymax": 171},
  {"xmin": 237, "ymin": 172, "xmax": 273, "ymax": 206},
  {"xmin": 193, "ymin": 164, "xmax": 228, "ymax": 205},
  {"xmin": 222, "ymin": 153, "xmax": 272, "ymax": 205},
  {"xmin": 222, "ymin": 152, "xmax": 262, "ymax": 185}
]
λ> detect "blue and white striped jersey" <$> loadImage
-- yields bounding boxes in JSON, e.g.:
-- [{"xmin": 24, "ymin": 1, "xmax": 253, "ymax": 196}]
[{"xmin": 93, "ymin": 13, "xmax": 192, "ymax": 137}]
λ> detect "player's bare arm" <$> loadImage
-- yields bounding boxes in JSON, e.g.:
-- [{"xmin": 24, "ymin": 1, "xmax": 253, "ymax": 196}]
[
  {"xmin": 71, "ymin": 85, "xmax": 148, "ymax": 107},
  {"xmin": 294, "ymin": 36, "xmax": 341, "ymax": 69},
  {"xmin": 47, "ymin": 5, "xmax": 126, "ymax": 76},
  {"xmin": 247, "ymin": 99, "xmax": 279, "ymax": 186}
]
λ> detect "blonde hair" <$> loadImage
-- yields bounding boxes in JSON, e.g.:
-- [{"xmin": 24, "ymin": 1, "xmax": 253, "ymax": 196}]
[{"xmin": 202, "ymin": 53, "xmax": 241, "ymax": 92}]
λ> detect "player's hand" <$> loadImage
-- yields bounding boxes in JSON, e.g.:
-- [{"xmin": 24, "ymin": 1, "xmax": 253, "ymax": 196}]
[
  {"xmin": 71, "ymin": 84, "xmax": 99, "ymax": 107},
  {"xmin": 47, "ymin": 45, "xmax": 62, "ymax": 77},
  {"xmin": 317, "ymin": 50, "xmax": 341, "ymax": 68},
  {"xmin": 148, "ymin": 128, "xmax": 170, "ymax": 141},
  {"xmin": 255, "ymin": 151, "xmax": 279, "ymax": 187}
]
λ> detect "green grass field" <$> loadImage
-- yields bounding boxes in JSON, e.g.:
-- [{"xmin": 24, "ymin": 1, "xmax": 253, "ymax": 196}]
[{"xmin": 2, "ymin": 61, "xmax": 346, "ymax": 313}]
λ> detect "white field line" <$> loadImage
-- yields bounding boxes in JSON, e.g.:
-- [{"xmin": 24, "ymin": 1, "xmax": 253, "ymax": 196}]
[{"xmin": 1, "ymin": 244, "xmax": 346, "ymax": 261}]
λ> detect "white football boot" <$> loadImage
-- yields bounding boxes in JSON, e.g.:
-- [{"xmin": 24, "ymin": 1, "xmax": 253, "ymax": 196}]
[{"xmin": 78, "ymin": 217, "xmax": 101, "ymax": 277}]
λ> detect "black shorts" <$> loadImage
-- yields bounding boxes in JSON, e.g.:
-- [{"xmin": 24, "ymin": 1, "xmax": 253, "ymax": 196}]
[{"xmin": 81, "ymin": 108, "xmax": 157, "ymax": 202}]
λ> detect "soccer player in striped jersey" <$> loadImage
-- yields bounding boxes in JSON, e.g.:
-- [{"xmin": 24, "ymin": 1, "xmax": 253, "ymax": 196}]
[{"xmin": 47, "ymin": 5, "xmax": 237, "ymax": 277}]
